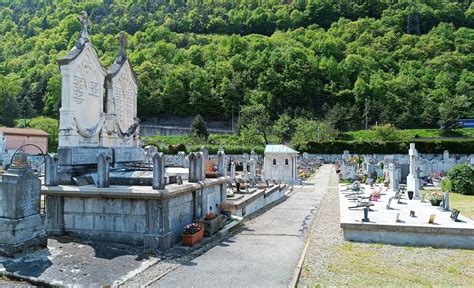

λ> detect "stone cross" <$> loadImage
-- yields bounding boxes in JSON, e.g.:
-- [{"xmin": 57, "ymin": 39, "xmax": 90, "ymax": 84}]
[
  {"xmin": 217, "ymin": 150, "xmax": 226, "ymax": 177},
  {"xmin": 78, "ymin": 11, "xmax": 90, "ymax": 40},
  {"xmin": 200, "ymin": 147, "xmax": 209, "ymax": 160},
  {"xmin": 407, "ymin": 143, "xmax": 420, "ymax": 198},
  {"xmin": 152, "ymin": 152, "xmax": 165, "ymax": 190},
  {"xmin": 119, "ymin": 31, "xmax": 128, "ymax": 58},
  {"xmin": 45, "ymin": 154, "xmax": 59, "ymax": 187},
  {"xmin": 96, "ymin": 153, "xmax": 110, "ymax": 188}
]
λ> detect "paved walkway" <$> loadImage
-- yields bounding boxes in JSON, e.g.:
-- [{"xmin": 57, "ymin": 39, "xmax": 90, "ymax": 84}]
[{"xmin": 151, "ymin": 165, "xmax": 334, "ymax": 288}]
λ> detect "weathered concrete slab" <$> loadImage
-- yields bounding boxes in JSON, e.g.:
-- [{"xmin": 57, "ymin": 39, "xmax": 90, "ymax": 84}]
[{"xmin": 0, "ymin": 237, "xmax": 158, "ymax": 287}]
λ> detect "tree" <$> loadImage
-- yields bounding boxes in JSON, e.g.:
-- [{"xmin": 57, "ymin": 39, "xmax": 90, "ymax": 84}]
[
  {"xmin": 238, "ymin": 103, "xmax": 271, "ymax": 144},
  {"xmin": 28, "ymin": 116, "xmax": 59, "ymax": 152},
  {"xmin": 190, "ymin": 114, "xmax": 209, "ymax": 141},
  {"xmin": 272, "ymin": 113, "xmax": 292, "ymax": 144},
  {"xmin": 291, "ymin": 118, "xmax": 338, "ymax": 146}
]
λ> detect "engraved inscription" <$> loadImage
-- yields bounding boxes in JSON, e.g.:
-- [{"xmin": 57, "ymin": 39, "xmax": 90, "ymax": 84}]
[
  {"xmin": 115, "ymin": 147, "xmax": 145, "ymax": 163},
  {"xmin": 89, "ymin": 81, "xmax": 100, "ymax": 98},
  {"xmin": 73, "ymin": 75, "xmax": 86, "ymax": 104}
]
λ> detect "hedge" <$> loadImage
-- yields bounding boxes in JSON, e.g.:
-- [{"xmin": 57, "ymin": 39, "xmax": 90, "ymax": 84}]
[
  {"xmin": 187, "ymin": 145, "xmax": 265, "ymax": 155},
  {"xmin": 295, "ymin": 139, "xmax": 474, "ymax": 154}
]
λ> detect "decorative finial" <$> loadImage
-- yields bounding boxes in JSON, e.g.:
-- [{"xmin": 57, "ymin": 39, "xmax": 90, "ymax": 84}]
[
  {"xmin": 78, "ymin": 11, "xmax": 90, "ymax": 40},
  {"xmin": 119, "ymin": 31, "xmax": 128, "ymax": 59}
]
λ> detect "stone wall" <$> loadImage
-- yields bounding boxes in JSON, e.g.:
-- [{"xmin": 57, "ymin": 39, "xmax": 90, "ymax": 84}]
[{"xmin": 43, "ymin": 177, "xmax": 227, "ymax": 250}]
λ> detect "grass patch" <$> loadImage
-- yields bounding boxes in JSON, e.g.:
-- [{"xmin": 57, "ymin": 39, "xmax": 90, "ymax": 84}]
[
  {"xmin": 320, "ymin": 242, "xmax": 474, "ymax": 286},
  {"xmin": 449, "ymin": 193, "xmax": 474, "ymax": 220}
]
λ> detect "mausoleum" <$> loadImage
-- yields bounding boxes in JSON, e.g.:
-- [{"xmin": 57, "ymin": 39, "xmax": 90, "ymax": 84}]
[{"xmin": 263, "ymin": 144, "xmax": 298, "ymax": 183}]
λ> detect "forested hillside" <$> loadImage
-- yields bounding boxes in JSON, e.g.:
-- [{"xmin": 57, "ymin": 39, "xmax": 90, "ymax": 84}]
[{"xmin": 1, "ymin": 0, "xmax": 473, "ymax": 131}]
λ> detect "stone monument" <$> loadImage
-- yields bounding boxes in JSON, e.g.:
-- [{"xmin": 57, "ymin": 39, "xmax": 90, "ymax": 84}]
[
  {"xmin": 407, "ymin": 143, "xmax": 420, "ymax": 198},
  {"xmin": 103, "ymin": 31, "xmax": 142, "ymax": 162},
  {"xmin": 56, "ymin": 12, "xmax": 144, "ymax": 170},
  {"xmin": 0, "ymin": 153, "xmax": 47, "ymax": 257}
]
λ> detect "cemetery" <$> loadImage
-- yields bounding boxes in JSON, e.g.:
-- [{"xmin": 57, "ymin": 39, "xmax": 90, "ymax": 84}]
[{"xmin": 0, "ymin": 10, "xmax": 473, "ymax": 287}]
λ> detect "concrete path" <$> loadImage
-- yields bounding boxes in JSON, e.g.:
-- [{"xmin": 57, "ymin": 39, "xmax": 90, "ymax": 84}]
[{"xmin": 151, "ymin": 165, "xmax": 334, "ymax": 288}]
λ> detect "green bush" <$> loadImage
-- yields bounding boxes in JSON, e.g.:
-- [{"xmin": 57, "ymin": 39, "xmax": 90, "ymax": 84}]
[
  {"xmin": 446, "ymin": 164, "xmax": 474, "ymax": 195},
  {"xmin": 296, "ymin": 140, "xmax": 474, "ymax": 154}
]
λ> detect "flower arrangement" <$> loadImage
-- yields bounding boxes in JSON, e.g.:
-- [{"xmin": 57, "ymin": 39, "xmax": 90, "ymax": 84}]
[
  {"xmin": 204, "ymin": 212, "xmax": 217, "ymax": 221},
  {"xmin": 426, "ymin": 191, "xmax": 443, "ymax": 201},
  {"xmin": 182, "ymin": 223, "xmax": 202, "ymax": 236}
]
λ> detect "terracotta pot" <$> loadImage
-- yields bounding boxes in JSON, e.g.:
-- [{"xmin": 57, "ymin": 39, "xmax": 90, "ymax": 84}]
[{"xmin": 182, "ymin": 228, "xmax": 204, "ymax": 246}]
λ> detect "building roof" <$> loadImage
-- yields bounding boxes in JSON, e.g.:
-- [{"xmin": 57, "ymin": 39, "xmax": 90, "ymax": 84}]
[
  {"xmin": 0, "ymin": 127, "xmax": 49, "ymax": 137},
  {"xmin": 264, "ymin": 144, "xmax": 299, "ymax": 154}
]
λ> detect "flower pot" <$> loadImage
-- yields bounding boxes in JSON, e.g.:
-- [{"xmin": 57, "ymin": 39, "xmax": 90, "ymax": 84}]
[
  {"xmin": 202, "ymin": 215, "xmax": 227, "ymax": 236},
  {"xmin": 182, "ymin": 228, "xmax": 204, "ymax": 246},
  {"xmin": 430, "ymin": 199, "xmax": 442, "ymax": 206},
  {"xmin": 407, "ymin": 191, "xmax": 414, "ymax": 200}
]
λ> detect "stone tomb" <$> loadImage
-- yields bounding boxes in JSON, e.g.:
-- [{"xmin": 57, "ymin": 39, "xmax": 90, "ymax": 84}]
[{"xmin": 0, "ymin": 153, "xmax": 46, "ymax": 257}]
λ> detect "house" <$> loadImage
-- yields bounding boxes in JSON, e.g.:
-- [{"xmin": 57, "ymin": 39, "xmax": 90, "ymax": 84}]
[
  {"xmin": 263, "ymin": 144, "xmax": 299, "ymax": 184},
  {"xmin": 0, "ymin": 127, "xmax": 49, "ymax": 155}
]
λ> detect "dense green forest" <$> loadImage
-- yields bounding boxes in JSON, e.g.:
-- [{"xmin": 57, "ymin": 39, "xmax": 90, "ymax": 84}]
[{"xmin": 0, "ymin": 0, "xmax": 473, "ymax": 132}]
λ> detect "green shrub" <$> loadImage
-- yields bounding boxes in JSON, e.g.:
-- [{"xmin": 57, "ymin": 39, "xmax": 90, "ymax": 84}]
[
  {"xmin": 296, "ymin": 140, "xmax": 474, "ymax": 154},
  {"xmin": 446, "ymin": 164, "xmax": 474, "ymax": 195}
]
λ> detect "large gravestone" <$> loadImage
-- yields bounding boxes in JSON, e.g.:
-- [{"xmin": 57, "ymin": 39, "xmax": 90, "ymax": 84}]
[
  {"xmin": 103, "ymin": 32, "xmax": 140, "ymax": 151},
  {"xmin": 58, "ymin": 11, "xmax": 106, "ymax": 149},
  {"xmin": 57, "ymin": 12, "xmax": 144, "ymax": 168}
]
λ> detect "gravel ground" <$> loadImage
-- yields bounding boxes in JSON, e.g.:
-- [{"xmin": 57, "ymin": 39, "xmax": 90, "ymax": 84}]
[{"xmin": 297, "ymin": 168, "xmax": 474, "ymax": 287}]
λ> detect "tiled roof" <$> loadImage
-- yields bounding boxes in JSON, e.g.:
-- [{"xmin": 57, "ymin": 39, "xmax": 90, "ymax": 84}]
[{"xmin": 0, "ymin": 127, "xmax": 49, "ymax": 136}]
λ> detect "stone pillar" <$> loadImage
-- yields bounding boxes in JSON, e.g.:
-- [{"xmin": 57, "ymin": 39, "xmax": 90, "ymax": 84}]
[
  {"xmin": 407, "ymin": 143, "xmax": 420, "ymax": 198},
  {"xmin": 388, "ymin": 162, "xmax": 400, "ymax": 193},
  {"xmin": 96, "ymin": 153, "xmax": 110, "ymax": 188},
  {"xmin": 230, "ymin": 160, "xmax": 236, "ymax": 181},
  {"xmin": 45, "ymin": 154, "xmax": 59, "ymax": 186},
  {"xmin": 188, "ymin": 152, "xmax": 198, "ymax": 182},
  {"xmin": 217, "ymin": 150, "xmax": 226, "ymax": 177},
  {"xmin": 249, "ymin": 158, "xmax": 256, "ymax": 182},
  {"xmin": 177, "ymin": 151, "xmax": 186, "ymax": 167},
  {"xmin": 196, "ymin": 151, "xmax": 205, "ymax": 181},
  {"xmin": 342, "ymin": 150, "xmax": 350, "ymax": 161},
  {"xmin": 200, "ymin": 147, "xmax": 209, "ymax": 160},
  {"xmin": 243, "ymin": 160, "xmax": 249, "ymax": 181},
  {"xmin": 153, "ymin": 152, "xmax": 166, "ymax": 190},
  {"xmin": 0, "ymin": 152, "xmax": 47, "ymax": 257},
  {"xmin": 443, "ymin": 150, "xmax": 449, "ymax": 162}
]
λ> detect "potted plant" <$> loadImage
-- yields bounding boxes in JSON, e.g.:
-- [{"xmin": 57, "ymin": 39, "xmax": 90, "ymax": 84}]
[
  {"xmin": 219, "ymin": 202, "xmax": 235, "ymax": 219},
  {"xmin": 426, "ymin": 191, "xmax": 443, "ymax": 206},
  {"xmin": 201, "ymin": 212, "xmax": 227, "ymax": 236},
  {"xmin": 182, "ymin": 222, "xmax": 204, "ymax": 246}
]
